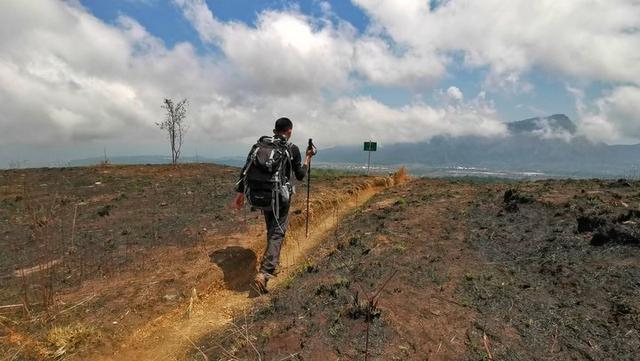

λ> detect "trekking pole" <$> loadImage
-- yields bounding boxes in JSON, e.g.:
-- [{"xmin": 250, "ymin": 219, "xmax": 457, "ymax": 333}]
[{"xmin": 305, "ymin": 138, "xmax": 317, "ymax": 238}]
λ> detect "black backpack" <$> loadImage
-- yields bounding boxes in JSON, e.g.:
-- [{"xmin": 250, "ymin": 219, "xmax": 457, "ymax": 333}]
[{"xmin": 241, "ymin": 136, "xmax": 293, "ymax": 212}]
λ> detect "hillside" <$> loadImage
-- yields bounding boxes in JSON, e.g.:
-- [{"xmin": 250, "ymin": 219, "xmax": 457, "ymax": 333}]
[
  {"xmin": 195, "ymin": 177, "xmax": 640, "ymax": 360},
  {"xmin": 1, "ymin": 165, "xmax": 639, "ymax": 360},
  {"xmin": 318, "ymin": 114, "xmax": 640, "ymax": 177},
  {"xmin": 0, "ymin": 164, "xmax": 402, "ymax": 360}
]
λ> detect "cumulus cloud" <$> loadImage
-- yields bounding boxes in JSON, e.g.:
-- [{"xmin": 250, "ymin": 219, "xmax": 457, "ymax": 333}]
[
  {"xmin": 175, "ymin": 0, "xmax": 357, "ymax": 94},
  {"xmin": 446, "ymin": 86, "xmax": 464, "ymax": 102},
  {"xmin": 573, "ymin": 86, "xmax": 640, "ymax": 144},
  {"xmin": 353, "ymin": 37, "xmax": 444, "ymax": 86},
  {"xmin": 174, "ymin": 0, "xmax": 444, "ymax": 89},
  {"xmin": 262, "ymin": 93, "xmax": 507, "ymax": 145},
  {"xmin": 530, "ymin": 119, "xmax": 575, "ymax": 142},
  {"xmin": 0, "ymin": 0, "xmax": 242, "ymax": 151},
  {"xmin": 0, "ymin": 1, "xmax": 151, "ymax": 145},
  {"xmin": 353, "ymin": 0, "xmax": 640, "ymax": 89}
]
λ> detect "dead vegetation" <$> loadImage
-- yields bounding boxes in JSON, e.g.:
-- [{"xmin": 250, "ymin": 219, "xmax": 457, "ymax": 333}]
[
  {"xmin": 0, "ymin": 164, "xmax": 249, "ymax": 359},
  {"xmin": 46, "ymin": 323, "xmax": 98, "ymax": 358}
]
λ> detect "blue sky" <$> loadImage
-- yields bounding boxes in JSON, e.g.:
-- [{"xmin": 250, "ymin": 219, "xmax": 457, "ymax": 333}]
[
  {"xmin": 82, "ymin": 1, "xmax": 371, "ymax": 52},
  {"xmin": 1, "ymin": 0, "xmax": 638, "ymax": 167}
]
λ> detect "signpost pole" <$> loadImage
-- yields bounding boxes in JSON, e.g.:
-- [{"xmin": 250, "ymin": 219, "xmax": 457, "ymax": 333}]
[{"xmin": 367, "ymin": 149, "xmax": 371, "ymax": 175}]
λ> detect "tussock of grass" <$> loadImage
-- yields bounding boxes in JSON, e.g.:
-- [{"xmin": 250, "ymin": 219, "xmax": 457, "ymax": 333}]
[
  {"xmin": 281, "ymin": 273, "xmax": 297, "ymax": 289},
  {"xmin": 393, "ymin": 166, "xmax": 409, "ymax": 183},
  {"xmin": 47, "ymin": 323, "xmax": 96, "ymax": 357}
]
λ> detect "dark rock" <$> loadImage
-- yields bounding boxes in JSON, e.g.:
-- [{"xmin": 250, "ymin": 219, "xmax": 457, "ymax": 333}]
[
  {"xmin": 608, "ymin": 179, "xmax": 631, "ymax": 188},
  {"xmin": 591, "ymin": 224, "xmax": 640, "ymax": 246},
  {"xmin": 504, "ymin": 189, "xmax": 533, "ymax": 204},
  {"xmin": 577, "ymin": 215, "xmax": 607, "ymax": 233}
]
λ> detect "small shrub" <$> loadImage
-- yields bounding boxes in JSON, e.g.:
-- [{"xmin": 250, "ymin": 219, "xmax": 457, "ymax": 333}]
[
  {"xmin": 394, "ymin": 197, "xmax": 407, "ymax": 206},
  {"xmin": 315, "ymin": 277, "xmax": 350, "ymax": 297},
  {"xmin": 97, "ymin": 205, "xmax": 112, "ymax": 217},
  {"xmin": 393, "ymin": 242, "xmax": 407, "ymax": 253},
  {"xmin": 301, "ymin": 260, "xmax": 319, "ymax": 273}
]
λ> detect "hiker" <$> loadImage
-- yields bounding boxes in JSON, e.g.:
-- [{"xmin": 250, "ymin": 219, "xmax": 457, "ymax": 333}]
[{"xmin": 233, "ymin": 117, "xmax": 315, "ymax": 293}]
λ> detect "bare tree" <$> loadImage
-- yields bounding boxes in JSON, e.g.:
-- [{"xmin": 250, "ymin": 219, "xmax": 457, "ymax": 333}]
[{"xmin": 157, "ymin": 98, "xmax": 188, "ymax": 165}]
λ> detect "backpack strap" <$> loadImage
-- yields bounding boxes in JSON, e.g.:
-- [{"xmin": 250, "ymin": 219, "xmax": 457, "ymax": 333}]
[
  {"xmin": 284, "ymin": 143, "xmax": 293, "ymax": 182},
  {"xmin": 241, "ymin": 145, "xmax": 260, "ymax": 177}
]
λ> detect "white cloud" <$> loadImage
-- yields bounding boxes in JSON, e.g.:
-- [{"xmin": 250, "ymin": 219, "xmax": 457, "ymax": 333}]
[
  {"xmin": 353, "ymin": 0, "xmax": 640, "ymax": 88},
  {"xmin": 353, "ymin": 37, "xmax": 445, "ymax": 86},
  {"xmin": 172, "ymin": 0, "xmax": 222, "ymax": 44},
  {"xmin": 175, "ymin": 0, "xmax": 357, "ymax": 94},
  {"xmin": 530, "ymin": 119, "xmax": 574, "ymax": 142},
  {"xmin": 174, "ymin": 0, "xmax": 445, "ymax": 89},
  {"xmin": 575, "ymin": 86, "xmax": 640, "ymax": 144},
  {"xmin": 266, "ymin": 93, "xmax": 506, "ymax": 145},
  {"xmin": 446, "ymin": 86, "xmax": 463, "ymax": 102},
  {"xmin": 318, "ymin": 1, "xmax": 332, "ymax": 15}
]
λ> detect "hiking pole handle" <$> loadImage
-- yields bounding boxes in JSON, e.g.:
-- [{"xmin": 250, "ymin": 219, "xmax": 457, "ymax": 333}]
[{"xmin": 307, "ymin": 138, "xmax": 317, "ymax": 156}]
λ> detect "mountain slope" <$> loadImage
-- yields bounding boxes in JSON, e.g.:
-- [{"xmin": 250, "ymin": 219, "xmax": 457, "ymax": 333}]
[{"xmin": 317, "ymin": 114, "xmax": 640, "ymax": 177}]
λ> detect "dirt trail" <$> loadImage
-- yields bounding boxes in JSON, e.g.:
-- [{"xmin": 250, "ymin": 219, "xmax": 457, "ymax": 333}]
[{"xmin": 88, "ymin": 174, "xmax": 402, "ymax": 361}]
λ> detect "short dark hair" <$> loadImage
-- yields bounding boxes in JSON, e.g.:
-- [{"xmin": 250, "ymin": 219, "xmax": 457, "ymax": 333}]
[{"xmin": 274, "ymin": 117, "xmax": 293, "ymax": 133}]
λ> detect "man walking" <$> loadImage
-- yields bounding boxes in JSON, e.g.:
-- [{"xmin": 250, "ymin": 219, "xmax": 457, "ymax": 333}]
[{"xmin": 233, "ymin": 117, "xmax": 314, "ymax": 293}]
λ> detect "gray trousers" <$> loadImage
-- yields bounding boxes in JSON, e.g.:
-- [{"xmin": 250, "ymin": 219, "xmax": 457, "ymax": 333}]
[{"xmin": 260, "ymin": 203, "xmax": 290, "ymax": 276}]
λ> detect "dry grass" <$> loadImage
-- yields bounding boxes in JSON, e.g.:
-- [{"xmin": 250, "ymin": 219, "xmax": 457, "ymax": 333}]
[
  {"xmin": 393, "ymin": 166, "xmax": 410, "ymax": 184},
  {"xmin": 46, "ymin": 323, "xmax": 97, "ymax": 358}
]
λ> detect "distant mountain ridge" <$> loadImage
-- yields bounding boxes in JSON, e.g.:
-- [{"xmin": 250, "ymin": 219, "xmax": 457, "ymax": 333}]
[
  {"xmin": 68, "ymin": 155, "xmax": 246, "ymax": 168},
  {"xmin": 507, "ymin": 114, "xmax": 577, "ymax": 135},
  {"xmin": 317, "ymin": 114, "xmax": 640, "ymax": 177}
]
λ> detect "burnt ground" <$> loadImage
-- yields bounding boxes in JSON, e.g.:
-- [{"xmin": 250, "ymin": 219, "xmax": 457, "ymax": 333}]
[
  {"xmin": 195, "ymin": 179, "xmax": 478, "ymax": 360},
  {"xmin": 196, "ymin": 178, "xmax": 640, "ymax": 360},
  {"xmin": 3, "ymin": 167, "xmax": 639, "ymax": 360},
  {"xmin": 0, "ymin": 164, "xmax": 250, "ymax": 359},
  {"xmin": 0, "ymin": 164, "xmax": 368, "ymax": 360},
  {"xmin": 463, "ymin": 180, "xmax": 640, "ymax": 360}
]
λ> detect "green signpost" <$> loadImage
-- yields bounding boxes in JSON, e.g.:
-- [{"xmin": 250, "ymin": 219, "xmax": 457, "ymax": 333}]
[
  {"xmin": 363, "ymin": 141, "xmax": 377, "ymax": 151},
  {"xmin": 363, "ymin": 141, "xmax": 377, "ymax": 175}
]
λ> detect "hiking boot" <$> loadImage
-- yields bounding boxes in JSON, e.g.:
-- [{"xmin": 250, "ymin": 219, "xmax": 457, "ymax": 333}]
[{"xmin": 253, "ymin": 273, "xmax": 269, "ymax": 294}]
